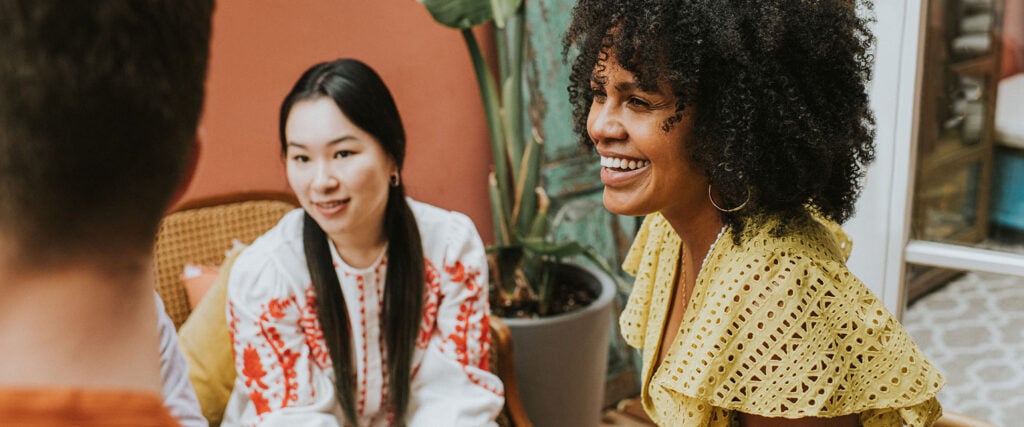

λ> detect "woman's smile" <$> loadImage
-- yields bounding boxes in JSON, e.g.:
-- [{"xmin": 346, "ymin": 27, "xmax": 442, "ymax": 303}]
[
  {"xmin": 313, "ymin": 198, "xmax": 349, "ymax": 216},
  {"xmin": 599, "ymin": 153, "xmax": 650, "ymax": 186},
  {"xmin": 587, "ymin": 54, "xmax": 704, "ymax": 217},
  {"xmin": 600, "ymin": 155, "xmax": 650, "ymax": 171},
  {"xmin": 285, "ymin": 97, "xmax": 395, "ymax": 244}
]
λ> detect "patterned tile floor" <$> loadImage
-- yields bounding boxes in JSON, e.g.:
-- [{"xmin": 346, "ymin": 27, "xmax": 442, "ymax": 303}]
[{"xmin": 904, "ymin": 271, "xmax": 1024, "ymax": 427}]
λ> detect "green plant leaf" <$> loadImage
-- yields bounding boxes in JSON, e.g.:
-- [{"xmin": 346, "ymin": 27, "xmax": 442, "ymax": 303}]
[
  {"xmin": 515, "ymin": 131, "xmax": 542, "ymax": 237},
  {"xmin": 526, "ymin": 187, "xmax": 549, "ymax": 239},
  {"xmin": 492, "ymin": 0, "xmax": 523, "ymax": 27},
  {"xmin": 519, "ymin": 238, "xmax": 618, "ymax": 281},
  {"xmin": 547, "ymin": 197, "xmax": 603, "ymax": 240},
  {"xmin": 419, "ymin": 0, "xmax": 494, "ymax": 29},
  {"xmin": 461, "ymin": 29, "xmax": 512, "ymax": 230},
  {"xmin": 488, "ymin": 172, "xmax": 512, "ymax": 246},
  {"xmin": 423, "ymin": 0, "xmax": 620, "ymax": 316}
]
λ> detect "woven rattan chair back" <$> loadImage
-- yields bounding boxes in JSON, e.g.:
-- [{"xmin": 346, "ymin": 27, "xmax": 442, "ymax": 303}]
[{"xmin": 154, "ymin": 193, "xmax": 298, "ymax": 329}]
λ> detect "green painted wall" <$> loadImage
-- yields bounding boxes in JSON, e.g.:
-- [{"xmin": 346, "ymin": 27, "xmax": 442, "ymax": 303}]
[{"xmin": 522, "ymin": 0, "xmax": 642, "ymax": 403}]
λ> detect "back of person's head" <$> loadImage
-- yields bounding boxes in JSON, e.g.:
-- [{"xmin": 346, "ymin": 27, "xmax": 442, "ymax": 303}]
[{"xmin": 0, "ymin": 0, "xmax": 214, "ymax": 266}]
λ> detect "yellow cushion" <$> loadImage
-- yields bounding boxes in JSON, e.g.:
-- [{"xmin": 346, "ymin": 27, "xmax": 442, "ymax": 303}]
[{"xmin": 177, "ymin": 246, "xmax": 244, "ymax": 426}]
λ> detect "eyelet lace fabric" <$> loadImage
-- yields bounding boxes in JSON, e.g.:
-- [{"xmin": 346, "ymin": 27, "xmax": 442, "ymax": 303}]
[{"xmin": 620, "ymin": 213, "xmax": 944, "ymax": 427}]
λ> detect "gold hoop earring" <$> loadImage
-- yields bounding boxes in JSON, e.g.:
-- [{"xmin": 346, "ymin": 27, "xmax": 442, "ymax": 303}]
[
  {"xmin": 708, "ymin": 184, "xmax": 749, "ymax": 213},
  {"xmin": 389, "ymin": 172, "xmax": 401, "ymax": 187}
]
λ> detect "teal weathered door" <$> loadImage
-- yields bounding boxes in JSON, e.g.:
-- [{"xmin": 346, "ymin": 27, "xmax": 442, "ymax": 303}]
[{"xmin": 522, "ymin": 0, "xmax": 641, "ymax": 405}]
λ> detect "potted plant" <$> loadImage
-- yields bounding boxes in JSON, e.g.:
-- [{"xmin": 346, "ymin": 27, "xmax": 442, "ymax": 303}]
[{"xmin": 419, "ymin": 1, "xmax": 618, "ymax": 425}]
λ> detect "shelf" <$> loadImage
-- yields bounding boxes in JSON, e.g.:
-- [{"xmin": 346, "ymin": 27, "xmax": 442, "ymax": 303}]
[
  {"xmin": 920, "ymin": 143, "xmax": 985, "ymax": 175},
  {"xmin": 950, "ymin": 54, "xmax": 998, "ymax": 74},
  {"xmin": 910, "ymin": 0, "xmax": 1004, "ymax": 295}
]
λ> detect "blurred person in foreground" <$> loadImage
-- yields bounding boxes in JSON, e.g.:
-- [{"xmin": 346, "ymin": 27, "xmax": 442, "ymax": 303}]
[{"xmin": 0, "ymin": 1, "xmax": 213, "ymax": 425}]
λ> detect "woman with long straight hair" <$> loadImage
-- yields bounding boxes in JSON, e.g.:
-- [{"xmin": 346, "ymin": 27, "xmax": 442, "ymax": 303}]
[{"xmin": 223, "ymin": 58, "xmax": 503, "ymax": 426}]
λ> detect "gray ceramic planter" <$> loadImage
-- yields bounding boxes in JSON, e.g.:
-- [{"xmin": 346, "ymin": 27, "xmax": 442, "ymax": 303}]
[{"xmin": 503, "ymin": 262, "xmax": 616, "ymax": 427}]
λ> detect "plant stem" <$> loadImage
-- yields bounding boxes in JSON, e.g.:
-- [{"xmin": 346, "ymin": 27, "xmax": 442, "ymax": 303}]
[
  {"xmin": 488, "ymin": 172, "xmax": 511, "ymax": 246},
  {"xmin": 501, "ymin": 13, "xmax": 524, "ymax": 182},
  {"xmin": 462, "ymin": 28, "xmax": 512, "ymax": 240}
]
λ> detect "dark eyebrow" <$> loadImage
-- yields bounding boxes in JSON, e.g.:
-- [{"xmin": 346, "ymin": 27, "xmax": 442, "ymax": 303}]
[
  {"xmin": 589, "ymin": 73, "xmax": 642, "ymax": 93},
  {"xmin": 614, "ymin": 81, "xmax": 639, "ymax": 92},
  {"xmin": 286, "ymin": 135, "xmax": 357, "ymax": 149}
]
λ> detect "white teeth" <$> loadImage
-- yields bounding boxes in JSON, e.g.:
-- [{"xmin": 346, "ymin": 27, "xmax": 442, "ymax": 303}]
[{"xmin": 600, "ymin": 156, "xmax": 648, "ymax": 170}]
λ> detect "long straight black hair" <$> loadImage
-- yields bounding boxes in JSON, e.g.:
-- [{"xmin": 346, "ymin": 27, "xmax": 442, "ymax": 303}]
[{"xmin": 279, "ymin": 58, "xmax": 424, "ymax": 425}]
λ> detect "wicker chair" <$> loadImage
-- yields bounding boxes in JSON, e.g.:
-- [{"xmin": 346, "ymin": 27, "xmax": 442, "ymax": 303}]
[
  {"xmin": 154, "ymin": 192, "xmax": 531, "ymax": 426},
  {"xmin": 489, "ymin": 315, "xmax": 533, "ymax": 427},
  {"xmin": 154, "ymin": 192, "xmax": 299, "ymax": 328}
]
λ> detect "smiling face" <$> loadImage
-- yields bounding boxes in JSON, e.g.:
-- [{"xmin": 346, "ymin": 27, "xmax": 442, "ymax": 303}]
[
  {"xmin": 587, "ymin": 55, "xmax": 708, "ymax": 219},
  {"xmin": 284, "ymin": 97, "xmax": 395, "ymax": 245}
]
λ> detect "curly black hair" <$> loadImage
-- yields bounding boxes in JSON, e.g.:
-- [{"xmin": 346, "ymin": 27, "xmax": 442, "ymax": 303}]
[{"xmin": 564, "ymin": 0, "xmax": 877, "ymax": 235}]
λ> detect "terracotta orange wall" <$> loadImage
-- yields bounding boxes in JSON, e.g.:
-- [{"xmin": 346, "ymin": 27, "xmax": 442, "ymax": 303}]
[{"xmin": 181, "ymin": 1, "xmax": 494, "ymax": 242}]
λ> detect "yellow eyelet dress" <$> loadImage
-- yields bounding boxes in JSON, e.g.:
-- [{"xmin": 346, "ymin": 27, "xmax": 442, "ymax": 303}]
[{"xmin": 619, "ymin": 213, "xmax": 944, "ymax": 426}]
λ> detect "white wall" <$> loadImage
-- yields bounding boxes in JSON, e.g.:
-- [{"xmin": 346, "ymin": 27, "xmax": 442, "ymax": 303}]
[{"xmin": 844, "ymin": 0, "xmax": 924, "ymax": 316}]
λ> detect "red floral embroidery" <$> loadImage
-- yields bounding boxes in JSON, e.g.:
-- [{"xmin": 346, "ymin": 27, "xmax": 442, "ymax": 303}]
[
  {"xmin": 478, "ymin": 314, "xmax": 491, "ymax": 371},
  {"xmin": 434, "ymin": 259, "xmax": 502, "ymax": 396},
  {"xmin": 418, "ymin": 260, "xmax": 442, "ymax": 349},
  {"xmin": 240, "ymin": 342, "xmax": 274, "ymax": 415},
  {"xmin": 444, "ymin": 261, "xmax": 484, "ymax": 367},
  {"xmin": 357, "ymin": 274, "xmax": 368, "ymax": 416},
  {"xmin": 249, "ymin": 389, "xmax": 271, "ymax": 415},
  {"xmin": 448, "ymin": 302, "xmax": 472, "ymax": 366},
  {"xmin": 377, "ymin": 258, "xmax": 387, "ymax": 304},
  {"xmin": 445, "ymin": 260, "xmax": 481, "ymax": 292},
  {"xmin": 256, "ymin": 296, "xmax": 302, "ymax": 409},
  {"xmin": 266, "ymin": 298, "xmax": 289, "ymax": 319},
  {"xmin": 300, "ymin": 286, "xmax": 331, "ymax": 369},
  {"xmin": 242, "ymin": 344, "xmax": 269, "ymax": 389},
  {"xmin": 227, "ymin": 301, "xmax": 240, "ymax": 341},
  {"xmin": 467, "ymin": 371, "xmax": 504, "ymax": 397}
]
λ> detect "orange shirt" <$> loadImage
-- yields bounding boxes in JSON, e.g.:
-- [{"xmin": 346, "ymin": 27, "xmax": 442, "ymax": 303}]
[{"xmin": 0, "ymin": 388, "xmax": 180, "ymax": 426}]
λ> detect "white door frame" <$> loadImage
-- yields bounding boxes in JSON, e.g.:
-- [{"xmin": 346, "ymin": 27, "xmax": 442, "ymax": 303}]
[
  {"xmin": 846, "ymin": 0, "xmax": 1024, "ymax": 319},
  {"xmin": 845, "ymin": 0, "xmax": 927, "ymax": 318}
]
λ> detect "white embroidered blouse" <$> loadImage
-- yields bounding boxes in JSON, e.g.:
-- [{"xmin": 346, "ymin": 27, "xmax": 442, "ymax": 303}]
[{"xmin": 222, "ymin": 199, "xmax": 503, "ymax": 427}]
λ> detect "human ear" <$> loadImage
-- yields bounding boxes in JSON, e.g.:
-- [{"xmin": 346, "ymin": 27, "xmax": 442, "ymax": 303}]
[{"xmin": 168, "ymin": 133, "xmax": 201, "ymax": 210}]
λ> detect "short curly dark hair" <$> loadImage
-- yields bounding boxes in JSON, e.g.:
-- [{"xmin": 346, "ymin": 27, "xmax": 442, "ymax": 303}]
[{"xmin": 565, "ymin": 0, "xmax": 877, "ymax": 234}]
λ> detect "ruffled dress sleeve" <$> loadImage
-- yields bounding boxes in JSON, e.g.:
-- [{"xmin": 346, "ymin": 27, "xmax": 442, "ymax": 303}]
[
  {"xmin": 406, "ymin": 209, "xmax": 504, "ymax": 426},
  {"xmin": 224, "ymin": 235, "xmax": 341, "ymax": 427},
  {"xmin": 620, "ymin": 213, "xmax": 679, "ymax": 350},
  {"xmin": 646, "ymin": 217, "xmax": 944, "ymax": 426}
]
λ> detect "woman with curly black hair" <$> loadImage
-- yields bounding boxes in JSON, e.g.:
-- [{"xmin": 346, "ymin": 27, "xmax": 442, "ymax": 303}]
[{"xmin": 565, "ymin": 1, "xmax": 944, "ymax": 426}]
